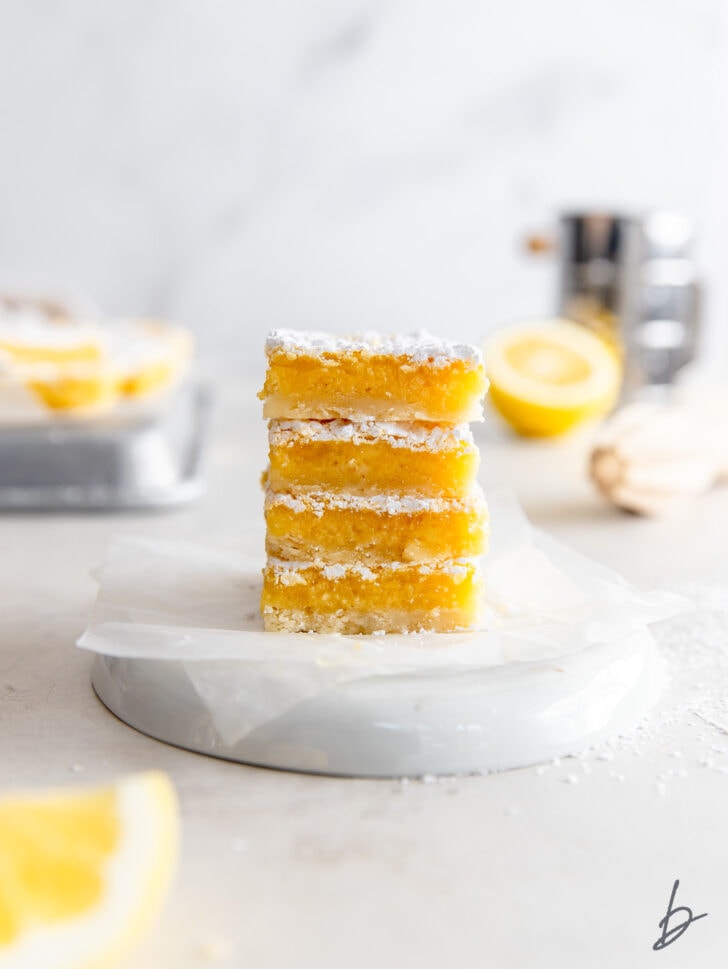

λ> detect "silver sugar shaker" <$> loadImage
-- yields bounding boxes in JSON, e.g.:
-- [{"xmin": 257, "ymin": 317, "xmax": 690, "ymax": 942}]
[
  {"xmin": 555, "ymin": 210, "xmax": 701, "ymax": 398},
  {"xmin": 624, "ymin": 211, "xmax": 701, "ymax": 396},
  {"xmin": 557, "ymin": 212, "xmax": 639, "ymax": 350}
]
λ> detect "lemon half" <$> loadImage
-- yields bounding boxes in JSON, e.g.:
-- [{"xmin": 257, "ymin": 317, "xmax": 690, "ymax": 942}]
[
  {"xmin": 0, "ymin": 771, "xmax": 178, "ymax": 969},
  {"xmin": 484, "ymin": 319, "xmax": 621, "ymax": 436}
]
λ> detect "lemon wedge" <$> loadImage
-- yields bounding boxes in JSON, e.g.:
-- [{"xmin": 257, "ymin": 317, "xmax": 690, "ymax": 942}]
[
  {"xmin": 0, "ymin": 771, "xmax": 178, "ymax": 969},
  {"xmin": 484, "ymin": 319, "xmax": 621, "ymax": 436}
]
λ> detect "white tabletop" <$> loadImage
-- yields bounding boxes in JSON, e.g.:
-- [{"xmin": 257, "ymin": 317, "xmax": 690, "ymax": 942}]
[{"xmin": 3, "ymin": 382, "xmax": 728, "ymax": 968}]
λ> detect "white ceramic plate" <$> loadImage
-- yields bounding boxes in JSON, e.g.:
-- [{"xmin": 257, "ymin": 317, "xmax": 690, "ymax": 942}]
[{"xmin": 91, "ymin": 627, "xmax": 664, "ymax": 777}]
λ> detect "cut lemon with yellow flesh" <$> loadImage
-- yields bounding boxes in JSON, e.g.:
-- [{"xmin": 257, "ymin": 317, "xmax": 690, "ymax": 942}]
[
  {"xmin": 484, "ymin": 319, "xmax": 621, "ymax": 437},
  {"xmin": 0, "ymin": 771, "xmax": 178, "ymax": 969}
]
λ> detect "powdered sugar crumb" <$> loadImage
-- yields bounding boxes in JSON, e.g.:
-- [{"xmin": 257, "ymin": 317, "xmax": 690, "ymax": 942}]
[
  {"xmin": 0, "ymin": 310, "xmax": 104, "ymax": 350},
  {"xmin": 267, "ymin": 558, "xmax": 477, "ymax": 579},
  {"xmin": 265, "ymin": 329, "xmax": 483, "ymax": 367},
  {"xmin": 265, "ymin": 486, "xmax": 487, "ymax": 517},
  {"xmin": 269, "ymin": 419, "xmax": 475, "ymax": 451},
  {"xmin": 525, "ymin": 581, "xmax": 728, "ymax": 795}
]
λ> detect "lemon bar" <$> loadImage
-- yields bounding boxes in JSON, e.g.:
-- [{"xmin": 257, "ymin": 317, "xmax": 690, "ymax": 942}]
[
  {"xmin": 265, "ymin": 488, "xmax": 488, "ymax": 564},
  {"xmin": 259, "ymin": 330, "xmax": 487, "ymax": 424},
  {"xmin": 0, "ymin": 314, "xmax": 104, "ymax": 364},
  {"xmin": 24, "ymin": 363, "xmax": 118, "ymax": 413},
  {"xmin": 267, "ymin": 420, "xmax": 479, "ymax": 498},
  {"xmin": 109, "ymin": 320, "xmax": 193, "ymax": 399},
  {"xmin": 261, "ymin": 558, "xmax": 483, "ymax": 634}
]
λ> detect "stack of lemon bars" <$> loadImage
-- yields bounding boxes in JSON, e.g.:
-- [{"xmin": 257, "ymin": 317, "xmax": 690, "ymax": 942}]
[{"xmin": 259, "ymin": 330, "xmax": 489, "ymax": 634}]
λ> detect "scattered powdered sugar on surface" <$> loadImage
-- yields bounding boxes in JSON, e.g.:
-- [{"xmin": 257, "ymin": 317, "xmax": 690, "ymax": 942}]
[
  {"xmin": 526, "ymin": 581, "xmax": 728, "ymax": 790},
  {"xmin": 645, "ymin": 582, "xmax": 728, "ymax": 738},
  {"xmin": 392, "ymin": 582, "xmax": 728, "ymax": 793},
  {"xmin": 265, "ymin": 329, "xmax": 483, "ymax": 367},
  {"xmin": 265, "ymin": 487, "xmax": 487, "ymax": 517},
  {"xmin": 269, "ymin": 419, "xmax": 474, "ymax": 451}
]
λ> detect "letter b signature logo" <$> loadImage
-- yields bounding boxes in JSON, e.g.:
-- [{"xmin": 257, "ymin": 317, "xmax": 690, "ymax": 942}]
[{"xmin": 653, "ymin": 879, "xmax": 707, "ymax": 951}]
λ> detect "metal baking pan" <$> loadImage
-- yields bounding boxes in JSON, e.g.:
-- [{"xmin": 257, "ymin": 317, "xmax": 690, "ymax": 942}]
[{"xmin": 0, "ymin": 382, "xmax": 211, "ymax": 511}]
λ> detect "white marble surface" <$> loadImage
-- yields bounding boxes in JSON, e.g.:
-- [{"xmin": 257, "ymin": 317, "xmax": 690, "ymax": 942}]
[
  {"xmin": 0, "ymin": 1, "xmax": 725, "ymax": 371},
  {"xmin": 3, "ymin": 380, "xmax": 728, "ymax": 967}
]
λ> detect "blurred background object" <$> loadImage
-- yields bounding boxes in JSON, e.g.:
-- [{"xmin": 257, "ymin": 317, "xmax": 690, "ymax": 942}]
[
  {"xmin": 628, "ymin": 211, "xmax": 702, "ymax": 395},
  {"xmin": 483, "ymin": 317, "xmax": 621, "ymax": 437},
  {"xmin": 555, "ymin": 212, "xmax": 635, "ymax": 349},
  {"xmin": 0, "ymin": 293, "xmax": 206, "ymax": 510},
  {"xmin": 0, "ymin": 287, "xmax": 98, "ymax": 320},
  {"xmin": 0, "ymin": 0, "xmax": 723, "ymax": 375},
  {"xmin": 529, "ymin": 209, "xmax": 702, "ymax": 398},
  {"xmin": 590, "ymin": 394, "xmax": 728, "ymax": 516}
]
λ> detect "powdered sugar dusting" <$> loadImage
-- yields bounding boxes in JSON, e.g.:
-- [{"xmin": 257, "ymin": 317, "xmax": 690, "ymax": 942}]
[
  {"xmin": 266, "ymin": 329, "xmax": 483, "ymax": 367},
  {"xmin": 106, "ymin": 320, "xmax": 191, "ymax": 372},
  {"xmin": 516, "ymin": 581, "xmax": 728, "ymax": 792},
  {"xmin": 648, "ymin": 582, "xmax": 728, "ymax": 738},
  {"xmin": 0, "ymin": 310, "xmax": 104, "ymax": 351},
  {"xmin": 266, "ymin": 557, "xmax": 479, "ymax": 579},
  {"xmin": 269, "ymin": 419, "xmax": 474, "ymax": 451},
  {"xmin": 265, "ymin": 486, "xmax": 487, "ymax": 517}
]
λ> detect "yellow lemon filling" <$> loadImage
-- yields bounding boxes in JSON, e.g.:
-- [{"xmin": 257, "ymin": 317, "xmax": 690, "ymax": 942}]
[
  {"xmin": 259, "ymin": 330, "xmax": 487, "ymax": 424},
  {"xmin": 26, "ymin": 368, "xmax": 118, "ymax": 413},
  {"xmin": 265, "ymin": 490, "xmax": 488, "ymax": 564},
  {"xmin": 262, "ymin": 559, "xmax": 483, "ymax": 634},
  {"xmin": 267, "ymin": 422, "xmax": 480, "ymax": 498}
]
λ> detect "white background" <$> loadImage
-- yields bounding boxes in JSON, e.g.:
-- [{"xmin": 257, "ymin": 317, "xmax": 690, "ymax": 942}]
[{"xmin": 0, "ymin": 0, "xmax": 725, "ymax": 373}]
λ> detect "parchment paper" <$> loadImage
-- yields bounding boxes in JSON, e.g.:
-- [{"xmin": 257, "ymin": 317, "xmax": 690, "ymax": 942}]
[{"xmin": 78, "ymin": 491, "xmax": 688, "ymax": 741}]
